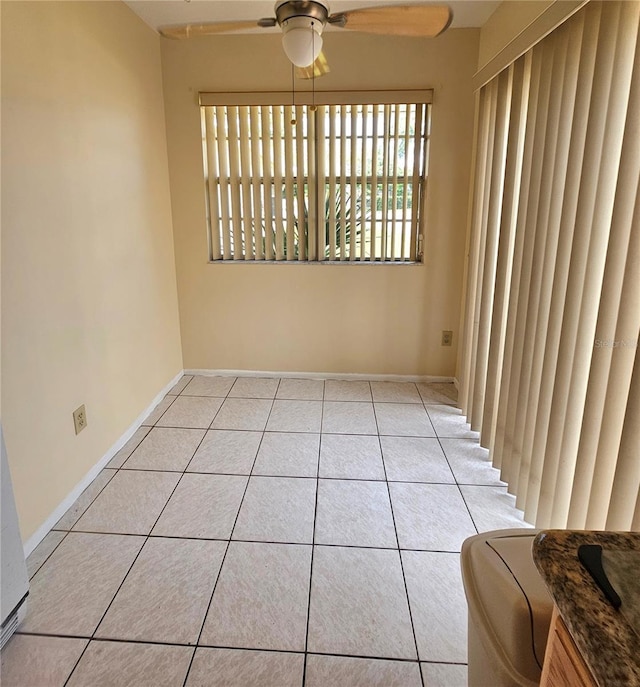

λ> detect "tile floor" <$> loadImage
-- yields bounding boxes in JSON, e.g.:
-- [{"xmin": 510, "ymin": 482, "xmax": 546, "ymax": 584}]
[{"xmin": 2, "ymin": 376, "xmax": 531, "ymax": 686}]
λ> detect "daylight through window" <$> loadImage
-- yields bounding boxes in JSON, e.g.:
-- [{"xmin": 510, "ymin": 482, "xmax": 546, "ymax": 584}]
[{"xmin": 200, "ymin": 91, "xmax": 432, "ymax": 262}]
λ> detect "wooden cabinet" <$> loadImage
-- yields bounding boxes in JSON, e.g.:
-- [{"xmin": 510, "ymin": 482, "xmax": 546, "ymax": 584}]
[{"xmin": 541, "ymin": 607, "xmax": 596, "ymax": 687}]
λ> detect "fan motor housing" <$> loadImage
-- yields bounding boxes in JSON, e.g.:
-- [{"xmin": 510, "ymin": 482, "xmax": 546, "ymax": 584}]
[{"xmin": 275, "ymin": 1, "xmax": 330, "ymax": 27}]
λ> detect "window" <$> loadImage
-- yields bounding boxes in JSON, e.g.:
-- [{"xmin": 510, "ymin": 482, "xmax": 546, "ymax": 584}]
[{"xmin": 200, "ymin": 90, "xmax": 432, "ymax": 262}]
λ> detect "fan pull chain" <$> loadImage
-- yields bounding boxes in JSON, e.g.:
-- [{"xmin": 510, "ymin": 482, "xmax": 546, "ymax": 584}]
[
  {"xmin": 291, "ymin": 62, "xmax": 296, "ymax": 125},
  {"xmin": 309, "ymin": 22, "xmax": 317, "ymax": 113}
]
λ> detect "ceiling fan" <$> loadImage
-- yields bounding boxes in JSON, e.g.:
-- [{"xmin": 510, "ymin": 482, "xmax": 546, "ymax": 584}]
[{"xmin": 159, "ymin": 2, "xmax": 453, "ymax": 74}]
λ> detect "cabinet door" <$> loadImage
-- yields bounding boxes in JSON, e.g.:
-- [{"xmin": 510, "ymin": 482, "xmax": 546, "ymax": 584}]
[{"xmin": 540, "ymin": 608, "xmax": 595, "ymax": 687}]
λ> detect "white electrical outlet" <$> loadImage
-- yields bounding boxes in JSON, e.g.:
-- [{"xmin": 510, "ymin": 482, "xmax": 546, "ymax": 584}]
[{"xmin": 73, "ymin": 405, "xmax": 87, "ymax": 435}]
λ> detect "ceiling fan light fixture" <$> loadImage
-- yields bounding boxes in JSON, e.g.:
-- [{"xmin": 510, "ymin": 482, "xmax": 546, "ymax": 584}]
[{"xmin": 281, "ymin": 16, "xmax": 324, "ymax": 67}]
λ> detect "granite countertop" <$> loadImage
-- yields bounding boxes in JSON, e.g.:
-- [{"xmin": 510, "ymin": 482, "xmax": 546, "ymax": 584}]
[{"xmin": 533, "ymin": 530, "xmax": 640, "ymax": 687}]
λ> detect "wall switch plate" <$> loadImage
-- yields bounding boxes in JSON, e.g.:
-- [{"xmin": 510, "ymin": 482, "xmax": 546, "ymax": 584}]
[
  {"xmin": 442, "ymin": 330, "xmax": 453, "ymax": 346},
  {"xmin": 73, "ymin": 405, "xmax": 87, "ymax": 435}
]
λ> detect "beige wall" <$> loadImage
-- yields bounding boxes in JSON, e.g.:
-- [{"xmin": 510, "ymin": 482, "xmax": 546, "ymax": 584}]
[
  {"xmin": 478, "ymin": 0, "xmax": 554, "ymax": 69},
  {"xmin": 1, "ymin": 1, "xmax": 183, "ymax": 541},
  {"xmin": 161, "ymin": 29, "xmax": 479, "ymax": 376}
]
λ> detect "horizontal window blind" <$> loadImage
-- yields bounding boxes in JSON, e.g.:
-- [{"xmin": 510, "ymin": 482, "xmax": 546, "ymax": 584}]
[
  {"xmin": 200, "ymin": 91, "xmax": 432, "ymax": 262},
  {"xmin": 459, "ymin": 0, "xmax": 640, "ymax": 531}
]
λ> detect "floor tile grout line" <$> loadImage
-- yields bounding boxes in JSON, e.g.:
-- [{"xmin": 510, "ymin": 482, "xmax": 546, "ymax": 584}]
[
  {"xmin": 18, "ymin": 628, "xmax": 467, "ymax": 667},
  {"xmin": 37, "ymin": 528, "xmax": 467, "ymax": 553},
  {"xmin": 371, "ymin": 400, "xmax": 426, "ymax": 687},
  {"xmin": 148, "ymin": 390, "xmax": 181, "ymax": 427},
  {"xmin": 301, "ymin": 380, "xmax": 325, "ymax": 686},
  {"xmin": 180, "ymin": 379, "xmax": 282, "ymax": 687},
  {"xmin": 434, "ymin": 434, "xmax": 481, "ymax": 536},
  {"xmin": 26, "ymin": 530, "xmax": 71, "ymax": 583},
  {"xmin": 61, "ymin": 415, "xmax": 214, "ymax": 687}
]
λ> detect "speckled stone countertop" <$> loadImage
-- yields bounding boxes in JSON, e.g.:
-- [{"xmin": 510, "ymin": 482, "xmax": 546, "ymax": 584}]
[{"xmin": 533, "ymin": 530, "xmax": 640, "ymax": 687}]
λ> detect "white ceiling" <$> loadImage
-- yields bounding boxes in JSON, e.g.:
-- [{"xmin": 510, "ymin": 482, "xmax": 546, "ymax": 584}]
[{"xmin": 125, "ymin": 1, "xmax": 501, "ymax": 33}]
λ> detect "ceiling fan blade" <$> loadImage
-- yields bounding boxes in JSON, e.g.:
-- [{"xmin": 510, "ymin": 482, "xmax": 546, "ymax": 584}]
[
  {"xmin": 159, "ymin": 19, "xmax": 275, "ymax": 40},
  {"xmin": 295, "ymin": 51, "xmax": 331, "ymax": 79},
  {"xmin": 333, "ymin": 5, "xmax": 452, "ymax": 37}
]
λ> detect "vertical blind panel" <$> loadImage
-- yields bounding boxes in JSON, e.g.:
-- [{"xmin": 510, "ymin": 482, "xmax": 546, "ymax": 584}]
[
  {"xmin": 459, "ymin": 0, "xmax": 640, "ymax": 531},
  {"xmin": 472, "ymin": 70, "xmax": 512, "ymax": 438},
  {"xmin": 547, "ymin": 0, "xmax": 631, "ymax": 528},
  {"xmin": 513, "ymin": 30, "xmax": 566, "ymax": 506},
  {"xmin": 460, "ymin": 87, "xmax": 493, "ymax": 420},
  {"xmin": 572, "ymin": 23, "xmax": 640, "ymax": 527},
  {"xmin": 533, "ymin": 2, "xmax": 605, "ymax": 524},
  {"xmin": 511, "ymin": 37, "xmax": 557, "ymax": 505},
  {"xmin": 483, "ymin": 59, "xmax": 529, "ymax": 454},
  {"xmin": 491, "ymin": 56, "xmax": 533, "ymax": 479},
  {"xmin": 523, "ymin": 13, "xmax": 586, "ymax": 519},
  {"xmin": 524, "ymin": 5, "xmax": 597, "ymax": 521},
  {"xmin": 468, "ymin": 83, "xmax": 499, "ymax": 429},
  {"xmin": 499, "ymin": 44, "xmax": 544, "ymax": 489}
]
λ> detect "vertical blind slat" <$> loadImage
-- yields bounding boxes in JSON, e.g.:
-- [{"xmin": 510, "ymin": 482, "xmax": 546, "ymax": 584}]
[
  {"xmin": 460, "ymin": 88, "xmax": 493, "ymax": 419},
  {"xmin": 371, "ymin": 104, "xmax": 380, "ymax": 260},
  {"xmin": 339, "ymin": 106, "xmax": 348, "ymax": 260},
  {"xmin": 400, "ymin": 104, "xmax": 411, "ymax": 261},
  {"xmin": 472, "ymin": 70, "xmax": 512, "ymax": 441},
  {"xmin": 349, "ymin": 106, "xmax": 358, "ymax": 261},
  {"xmin": 467, "ymin": 80, "xmax": 499, "ymax": 431},
  {"xmin": 226, "ymin": 107, "xmax": 244, "ymax": 259},
  {"xmin": 272, "ymin": 105, "xmax": 285, "ymax": 260},
  {"xmin": 307, "ymin": 107, "xmax": 318, "ymax": 261},
  {"xmin": 410, "ymin": 104, "xmax": 425, "ymax": 263},
  {"xmin": 204, "ymin": 109, "xmax": 222, "ymax": 260},
  {"xmin": 360, "ymin": 104, "xmax": 368, "ymax": 260},
  {"xmin": 260, "ymin": 106, "xmax": 275, "ymax": 261},
  {"xmin": 483, "ymin": 60, "xmax": 527, "ymax": 454},
  {"xmin": 238, "ymin": 107, "xmax": 254, "ymax": 259},
  {"xmin": 381, "ymin": 105, "xmax": 391, "ymax": 260},
  {"xmin": 215, "ymin": 107, "xmax": 233, "ymax": 260},
  {"xmin": 316, "ymin": 106, "xmax": 326, "ymax": 261},
  {"xmin": 249, "ymin": 107, "xmax": 264, "ymax": 260},
  {"xmin": 328, "ymin": 105, "xmax": 337, "ymax": 261},
  {"xmin": 295, "ymin": 107, "xmax": 307, "ymax": 261},
  {"xmin": 283, "ymin": 106, "xmax": 297, "ymax": 260}
]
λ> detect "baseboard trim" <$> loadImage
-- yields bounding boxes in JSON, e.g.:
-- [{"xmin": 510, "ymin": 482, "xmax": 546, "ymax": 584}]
[
  {"xmin": 184, "ymin": 369, "xmax": 455, "ymax": 384},
  {"xmin": 23, "ymin": 370, "xmax": 184, "ymax": 557}
]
